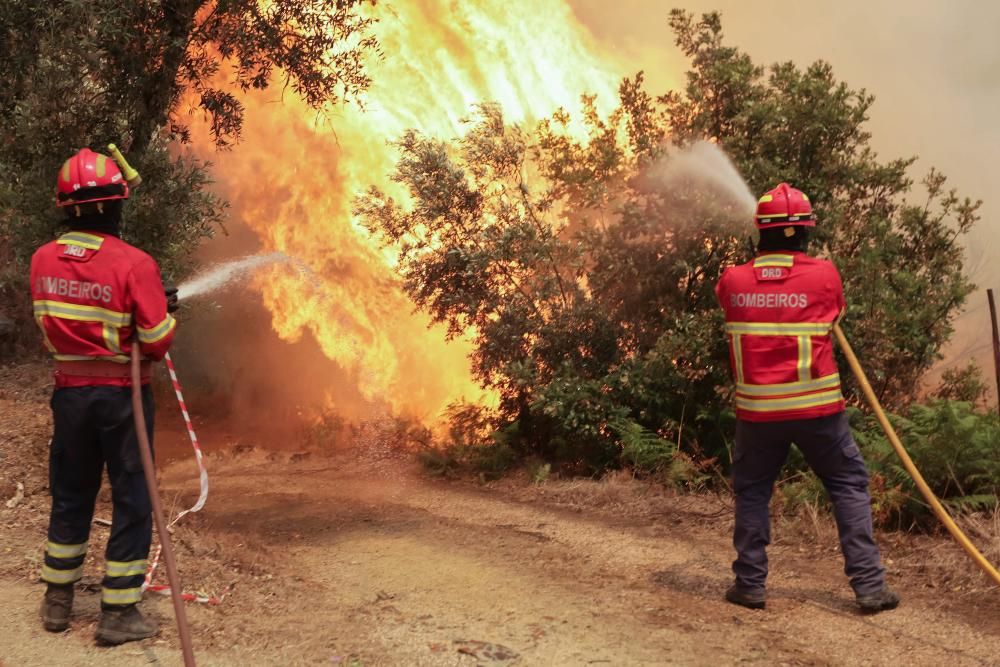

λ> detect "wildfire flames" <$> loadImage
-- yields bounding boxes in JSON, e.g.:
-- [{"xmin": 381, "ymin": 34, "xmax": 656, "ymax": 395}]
[{"xmin": 194, "ymin": 0, "xmax": 627, "ymax": 422}]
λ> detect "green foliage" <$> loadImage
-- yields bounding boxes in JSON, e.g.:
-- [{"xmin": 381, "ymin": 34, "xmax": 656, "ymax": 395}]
[
  {"xmin": 421, "ymin": 402, "xmax": 519, "ymax": 479},
  {"xmin": 360, "ymin": 9, "xmax": 982, "ymax": 480},
  {"xmin": 0, "ymin": 0, "xmax": 377, "ymax": 351},
  {"xmin": 932, "ymin": 362, "xmax": 988, "ymax": 406},
  {"xmin": 772, "ymin": 400, "xmax": 999, "ymax": 528},
  {"xmin": 610, "ymin": 418, "xmax": 713, "ymax": 490},
  {"xmin": 612, "ymin": 418, "xmax": 675, "ymax": 472},
  {"xmin": 851, "ymin": 402, "xmax": 1000, "ymax": 526},
  {"xmin": 775, "ymin": 472, "xmax": 828, "ymax": 515},
  {"xmin": 418, "ymin": 447, "xmax": 462, "ymax": 478},
  {"xmin": 418, "ymin": 441, "xmax": 518, "ymax": 481},
  {"xmin": 528, "ymin": 461, "xmax": 552, "ymax": 485},
  {"xmin": 467, "ymin": 442, "xmax": 519, "ymax": 480}
]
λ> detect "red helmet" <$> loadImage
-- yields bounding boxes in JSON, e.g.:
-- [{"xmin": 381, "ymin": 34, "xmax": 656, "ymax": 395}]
[
  {"xmin": 754, "ymin": 182, "xmax": 814, "ymax": 229},
  {"xmin": 55, "ymin": 148, "xmax": 129, "ymax": 208}
]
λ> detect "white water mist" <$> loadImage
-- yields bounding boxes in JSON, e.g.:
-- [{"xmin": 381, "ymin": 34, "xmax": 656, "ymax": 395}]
[
  {"xmin": 177, "ymin": 252, "xmax": 290, "ymax": 300},
  {"xmin": 647, "ymin": 140, "xmax": 756, "ymax": 218}
]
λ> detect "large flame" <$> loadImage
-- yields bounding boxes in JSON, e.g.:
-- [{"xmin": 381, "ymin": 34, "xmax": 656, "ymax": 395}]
[{"xmin": 195, "ymin": 0, "xmax": 629, "ymax": 422}]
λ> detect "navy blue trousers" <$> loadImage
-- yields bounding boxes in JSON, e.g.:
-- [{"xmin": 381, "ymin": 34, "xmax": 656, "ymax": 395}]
[
  {"xmin": 732, "ymin": 411, "xmax": 885, "ymax": 595},
  {"xmin": 42, "ymin": 385, "xmax": 155, "ymax": 607}
]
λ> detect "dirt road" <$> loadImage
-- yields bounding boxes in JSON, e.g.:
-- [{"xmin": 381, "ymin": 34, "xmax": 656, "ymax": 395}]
[{"xmin": 3, "ymin": 438, "xmax": 999, "ymax": 666}]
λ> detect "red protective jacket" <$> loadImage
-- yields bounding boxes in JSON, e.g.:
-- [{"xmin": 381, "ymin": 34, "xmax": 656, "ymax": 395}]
[
  {"xmin": 715, "ymin": 251, "xmax": 846, "ymax": 422},
  {"xmin": 30, "ymin": 230, "xmax": 176, "ymax": 387}
]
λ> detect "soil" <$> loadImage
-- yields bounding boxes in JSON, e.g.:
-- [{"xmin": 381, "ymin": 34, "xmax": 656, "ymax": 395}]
[{"xmin": 2, "ymin": 362, "xmax": 999, "ymax": 666}]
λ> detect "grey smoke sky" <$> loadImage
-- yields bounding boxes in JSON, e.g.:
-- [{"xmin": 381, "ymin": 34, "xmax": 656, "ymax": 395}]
[{"xmin": 571, "ymin": 0, "xmax": 1000, "ymax": 376}]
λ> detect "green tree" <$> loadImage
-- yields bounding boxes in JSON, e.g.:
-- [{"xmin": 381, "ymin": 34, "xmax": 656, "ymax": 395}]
[
  {"xmin": 0, "ymin": 0, "xmax": 377, "ymax": 351},
  {"xmin": 360, "ymin": 10, "xmax": 980, "ymax": 471},
  {"xmin": 662, "ymin": 10, "xmax": 979, "ymax": 407}
]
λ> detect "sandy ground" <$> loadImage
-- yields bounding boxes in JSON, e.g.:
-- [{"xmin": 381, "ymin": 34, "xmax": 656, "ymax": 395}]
[{"xmin": 2, "ymin": 365, "xmax": 1000, "ymax": 666}]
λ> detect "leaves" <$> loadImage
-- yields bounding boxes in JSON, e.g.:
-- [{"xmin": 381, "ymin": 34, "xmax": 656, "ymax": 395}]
[
  {"xmin": 359, "ymin": 8, "xmax": 982, "ymax": 478},
  {"xmin": 0, "ymin": 1, "xmax": 378, "ymax": 348},
  {"xmin": 851, "ymin": 402, "xmax": 1000, "ymax": 526}
]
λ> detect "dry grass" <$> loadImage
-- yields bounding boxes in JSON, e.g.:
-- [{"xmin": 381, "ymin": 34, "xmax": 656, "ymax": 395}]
[
  {"xmin": 918, "ymin": 507, "xmax": 1000, "ymax": 595},
  {"xmin": 499, "ymin": 464, "xmax": 1000, "ymax": 604},
  {"xmin": 495, "ymin": 468, "xmax": 732, "ymax": 524}
]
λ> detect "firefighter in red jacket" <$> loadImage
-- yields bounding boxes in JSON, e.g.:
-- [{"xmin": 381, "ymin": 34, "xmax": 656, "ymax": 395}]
[
  {"xmin": 31, "ymin": 148, "xmax": 178, "ymax": 643},
  {"xmin": 715, "ymin": 183, "xmax": 899, "ymax": 613}
]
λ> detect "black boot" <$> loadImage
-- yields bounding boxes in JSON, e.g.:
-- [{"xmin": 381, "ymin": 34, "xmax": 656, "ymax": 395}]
[
  {"xmin": 725, "ymin": 583, "xmax": 766, "ymax": 610},
  {"xmin": 856, "ymin": 586, "xmax": 900, "ymax": 613},
  {"xmin": 40, "ymin": 583, "xmax": 74, "ymax": 632},
  {"xmin": 95, "ymin": 604, "xmax": 159, "ymax": 645}
]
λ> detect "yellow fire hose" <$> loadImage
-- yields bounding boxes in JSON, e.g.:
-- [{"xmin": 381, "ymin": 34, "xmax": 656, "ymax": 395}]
[{"xmin": 833, "ymin": 323, "xmax": 1000, "ymax": 587}]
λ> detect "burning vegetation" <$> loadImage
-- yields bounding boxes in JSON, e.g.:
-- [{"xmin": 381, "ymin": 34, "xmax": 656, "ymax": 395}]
[{"xmin": 0, "ymin": 3, "xmax": 996, "ymax": 522}]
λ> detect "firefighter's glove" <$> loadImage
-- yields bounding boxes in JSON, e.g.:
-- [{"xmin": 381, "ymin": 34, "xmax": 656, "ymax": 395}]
[{"xmin": 164, "ymin": 281, "xmax": 179, "ymax": 314}]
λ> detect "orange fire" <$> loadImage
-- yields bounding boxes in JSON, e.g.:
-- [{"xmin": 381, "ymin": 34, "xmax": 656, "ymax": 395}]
[{"xmin": 195, "ymin": 1, "xmax": 628, "ymax": 422}]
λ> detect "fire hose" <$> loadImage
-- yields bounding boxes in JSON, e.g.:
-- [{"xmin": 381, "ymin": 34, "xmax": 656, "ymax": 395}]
[
  {"xmin": 111, "ymin": 143, "xmax": 198, "ymax": 666},
  {"xmin": 131, "ymin": 344, "xmax": 196, "ymax": 665},
  {"xmin": 834, "ymin": 323, "xmax": 1000, "ymax": 587},
  {"xmin": 143, "ymin": 352, "xmax": 213, "ymax": 603}
]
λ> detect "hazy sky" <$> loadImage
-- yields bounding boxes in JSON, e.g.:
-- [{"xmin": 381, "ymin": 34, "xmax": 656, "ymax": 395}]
[{"xmin": 570, "ymin": 0, "xmax": 1000, "ymax": 373}]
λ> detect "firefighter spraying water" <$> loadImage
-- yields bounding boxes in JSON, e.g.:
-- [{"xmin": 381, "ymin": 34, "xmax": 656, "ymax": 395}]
[
  {"xmin": 29, "ymin": 145, "xmax": 195, "ymax": 662},
  {"xmin": 715, "ymin": 179, "xmax": 1000, "ymax": 605},
  {"xmin": 716, "ymin": 183, "xmax": 901, "ymax": 612}
]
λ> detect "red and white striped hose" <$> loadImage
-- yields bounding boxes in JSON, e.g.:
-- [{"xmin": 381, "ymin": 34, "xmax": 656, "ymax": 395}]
[{"xmin": 144, "ymin": 352, "xmax": 219, "ymax": 603}]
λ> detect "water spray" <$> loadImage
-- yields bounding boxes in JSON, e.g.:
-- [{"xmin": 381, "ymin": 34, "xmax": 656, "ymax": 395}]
[
  {"xmin": 177, "ymin": 252, "xmax": 291, "ymax": 300},
  {"xmin": 649, "ymin": 140, "xmax": 756, "ymax": 218}
]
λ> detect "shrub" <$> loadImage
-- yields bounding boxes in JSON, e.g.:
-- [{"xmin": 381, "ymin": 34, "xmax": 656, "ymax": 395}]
[{"xmin": 852, "ymin": 401, "xmax": 1000, "ymax": 528}]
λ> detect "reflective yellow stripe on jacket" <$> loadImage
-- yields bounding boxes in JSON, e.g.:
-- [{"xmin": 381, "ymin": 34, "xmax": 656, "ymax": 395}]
[
  {"xmin": 56, "ymin": 231, "xmax": 105, "ymax": 250},
  {"xmin": 137, "ymin": 315, "xmax": 176, "ymax": 344},
  {"xmin": 52, "ymin": 354, "xmax": 130, "ymax": 363},
  {"xmin": 736, "ymin": 389, "xmax": 844, "ymax": 413},
  {"xmin": 753, "ymin": 253, "xmax": 795, "ymax": 268},
  {"xmin": 33, "ymin": 300, "xmax": 132, "ymax": 327},
  {"xmin": 725, "ymin": 322, "xmax": 832, "ymax": 336},
  {"xmin": 727, "ymin": 320, "xmax": 842, "ymax": 415},
  {"xmin": 736, "ymin": 373, "xmax": 842, "ymax": 397}
]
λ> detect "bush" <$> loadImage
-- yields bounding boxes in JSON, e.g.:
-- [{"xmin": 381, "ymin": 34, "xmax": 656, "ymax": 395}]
[
  {"xmin": 611, "ymin": 418, "xmax": 714, "ymax": 490},
  {"xmin": 418, "ymin": 441, "xmax": 518, "ymax": 480},
  {"xmin": 419, "ymin": 402, "xmax": 519, "ymax": 480},
  {"xmin": 613, "ymin": 418, "xmax": 676, "ymax": 472},
  {"xmin": 361, "ymin": 11, "xmax": 979, "ymax": 478},
  {"xmin": 852, "ymin": 401, "xmax": 1000, "ymax": 527}
]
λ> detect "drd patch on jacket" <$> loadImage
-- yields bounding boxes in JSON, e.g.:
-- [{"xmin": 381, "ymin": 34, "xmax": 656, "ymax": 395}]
[{"xmin": 755, "ymin": 266, "xmax": 789, "ymax": 281}]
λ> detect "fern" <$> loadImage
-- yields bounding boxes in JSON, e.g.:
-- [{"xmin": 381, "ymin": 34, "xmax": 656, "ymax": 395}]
[
  {"xmin": 611, "ymin": 418, "xmax": 675, "ymax": 472},
  {"xmin": 943, "ymin": 494, "xmax": 998, "ymax": 513},
  {"xmin": 852, "ymin": 400, "xmax": 1000, "ymax": 526}
]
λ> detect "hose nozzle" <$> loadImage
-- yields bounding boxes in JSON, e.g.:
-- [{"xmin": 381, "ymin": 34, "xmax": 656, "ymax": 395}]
[{"xmin": 107, "ymin": 143, "xmax": 142, "ymax": 187}]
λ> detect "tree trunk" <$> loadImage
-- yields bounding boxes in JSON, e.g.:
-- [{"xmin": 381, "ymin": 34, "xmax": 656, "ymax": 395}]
[{"xmin": 127, "ymin": 1, "xmax": 203, "ymax": 158}]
